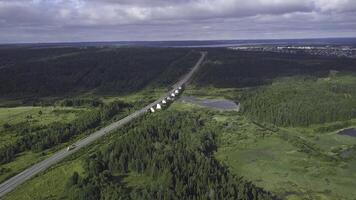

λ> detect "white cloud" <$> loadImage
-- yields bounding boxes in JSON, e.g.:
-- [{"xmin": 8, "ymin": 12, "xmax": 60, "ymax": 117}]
[
  {"xmin": 1, "ymin": 0, "xmax": 354, "ymax": 25},
  {"xmin": 314, "ymin": 0, "xmax": 356, "ymax": 12},
  {"xmin": 0, "ymin": 0, "xmax": 355, "ymax": 42}
]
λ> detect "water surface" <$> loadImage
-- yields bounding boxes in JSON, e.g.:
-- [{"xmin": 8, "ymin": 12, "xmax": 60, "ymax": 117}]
[
  {"xmin": 180, "ymin": 96, "xmax": 239, "ymax": 111},
  {"xmin": 338, "ymin": 128, "xmax": 356, "ymax": 137}
]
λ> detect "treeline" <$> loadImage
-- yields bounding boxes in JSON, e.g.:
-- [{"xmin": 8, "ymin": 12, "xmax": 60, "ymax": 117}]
[
  {"xmin": 65, "ymin": 111, "xmax": 277, "ymax": 200},
  {"xmin": 241, "ymin": 76, "xmax": 356, "ymax": 127},
  {"xmin": 314, "ymin": 121, "xmax": 351, "ymax": 133},
  {"xmin": 57, "ymin": 98, "xmax": 103, "ymax": 107},
  {"xmin": 0, "ymin": 47, "xmax": 88, "ymax": 66},
  {"xmin": 154, "ymin": 51, "xmax": 201, "ymax": 86},
  {"xmin": 194, "ymin": 49, "xmax": 356, "ymax": 88},
  {"xmin": 0, "ymin": 101, "xmax": 130, "ymax": 164},
  {"xmin": 0, "ymin": 47, "xmax": 197, "ymax": 97}
]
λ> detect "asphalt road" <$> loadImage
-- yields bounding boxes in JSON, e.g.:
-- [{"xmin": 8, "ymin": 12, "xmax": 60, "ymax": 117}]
[{"xmin": 0, "ymin": 51, "xmax": 207, "ymax": 198}]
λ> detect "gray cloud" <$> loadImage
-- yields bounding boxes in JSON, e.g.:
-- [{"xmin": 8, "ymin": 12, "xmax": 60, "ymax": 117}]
[{"xmin": 0, "ymin": 0, "xmax": 355, "ymax": 43}]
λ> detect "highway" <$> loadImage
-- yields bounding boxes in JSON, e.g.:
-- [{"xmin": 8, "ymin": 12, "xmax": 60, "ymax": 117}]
[{"xmin": 0, "ymin": 51, "xmax": 207, "ymax": 198}]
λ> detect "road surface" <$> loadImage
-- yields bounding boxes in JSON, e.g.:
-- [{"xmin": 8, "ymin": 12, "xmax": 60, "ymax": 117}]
[{"xmin": 0, "ymin": 51, "xmax": 207, "ymax": 198}]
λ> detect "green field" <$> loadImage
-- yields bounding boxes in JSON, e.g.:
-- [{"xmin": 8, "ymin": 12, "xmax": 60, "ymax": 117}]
[
  {"xmin": 0, "ymin": 106, "xmax": 86, "ymax": 147},
  {"xmin": 214, "ymin": 113, "xmax": 356, "ymax": 200},
  {"xmin": 184, "ymin": 74, "xmax": 356, "ymax": 200},
  {"xmin": 2, "ymin": 117, "xmax": 157, "ymax": 200},
  {"xmin": 174, "ymin": 100, "xmax": 356, "ymax": 199},
  {"xmin": 0, "ymin": 106, "xmax": 89, "ymax": 183},
  {"xmin": 0, "ymin": 106, "xmax": 83, "ymax": 125},
  {"xmin": 3, "ymin": 158, "xmax": 84, "ymax": 200},
  {"xmin": 1, "ymin": 124, "xmax": 122, "ymax": 200}
]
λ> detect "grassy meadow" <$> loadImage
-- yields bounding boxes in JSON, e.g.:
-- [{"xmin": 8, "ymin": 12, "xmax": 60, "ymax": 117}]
[
  {"xmin": 186, "ymin": 74, "xmax": 356, "ymax": 200},
  {"xmin": 0, "ymin": 105, "xmax": 89, "ymax": 183},
  {"xmin": 0, "ymin": 106, "xmax": 86, "ymax": 147}
]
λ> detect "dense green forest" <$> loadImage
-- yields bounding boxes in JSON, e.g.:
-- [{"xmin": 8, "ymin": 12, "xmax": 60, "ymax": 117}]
[
  {"xmin": 0, "ymin": 47, "xmax": 89, "ymax": 66},
  {"xmin": 194, "ymin": 49, "xmax": 356, "ymax": 88},
  {"xmin": 192, "ymin": 49, "xmax": 356, "ymax": 127},
  {"xmin": 65, "ymin": 111, "xmax": 276, "ymax": 200},
  {"xmin": 0, "ymin": 47, "xmax": 200, "ymax": 97},
  {"xmin": 57, "ymin": 98, "xmax": 104, "ymax": 107},
  {"xmin": 240, "ymin": 75, "xmax": 356, "ymax": 127}
]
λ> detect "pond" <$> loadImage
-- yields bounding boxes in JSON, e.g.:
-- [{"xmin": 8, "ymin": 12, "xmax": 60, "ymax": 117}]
[
  {"xmin": 338, "ymin": 128, "xmax": 356, "ymax": 137},
  {"xmin": 180, "ymin": 96, "xmax": 240, "ymax": 111}
]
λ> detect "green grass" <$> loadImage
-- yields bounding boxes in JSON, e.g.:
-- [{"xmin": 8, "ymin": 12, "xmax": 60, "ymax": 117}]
[
  {"xmin": 0, "ymin": 135, "xmax": 87, "ymax": 185},
  {"xmin": 181, "ymin": 85, "xmax": 356, "ymax": 200},
  {"xmin": 0, "ymin": 106, "xmax": 85, "ymax": 126},
  {"xmin": 184, "ymin": 86, "xmax": 241, "ymax": 100},
  {"xmin": 0, "ymin": 106, "xmax": 87, "ymax": 148},
  {"xmin": 123, "ymin": 171, "xmax": 169, "ymax": 189},
  {"xmin": 1, "ymin": 132, "xmax": 114, "ymax": 200},
  {"xmin": 0, "ymin": 106, "xmax": 89, "ymax": 184},
  {"xmin": 209, "ymin": 110, "xmax": 356, "ymax": 200},
  {"xmin": 1, "ymin": 113, "xmax": 127, "ymax": 200},
  {"xmin": 0, "ymin": 151, "xmax": 48, "ymax": 183},
  {"xmin": 286, "ymin": 119, "xmax": 356, "ymax": 153},
  {"xmin": 3, "ymin": 159, "xmax": 84, "ymax": 200}
]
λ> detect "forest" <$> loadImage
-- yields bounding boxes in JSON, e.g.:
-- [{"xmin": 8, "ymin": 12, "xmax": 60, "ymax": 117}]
[
  {"xmin": 0, "ymin": 47, "xmax": 200, "ymax": 97},
  {"xmin": 191, "ymin": 49, "xmax": 356, "ymax": 127},
  {"xmin": 240, "ymin": 75, "xmax": 356, "ymax": 126},
  {"xmin": 64, "ymin": 111, "xmax": 277, "ymax": 200},
  {"xmin": 194, "ymin": 48, "xmax": 356, "ymax": 88}
]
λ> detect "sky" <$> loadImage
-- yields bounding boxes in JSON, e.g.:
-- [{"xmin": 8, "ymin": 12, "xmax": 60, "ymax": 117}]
[{"xmin": 0, "ymin": 0, "xmax": 355, "ymax": 43}]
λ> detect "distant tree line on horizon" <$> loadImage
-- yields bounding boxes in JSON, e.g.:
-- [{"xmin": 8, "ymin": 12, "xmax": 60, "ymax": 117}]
[
  {"xmin": 194, "ymin": 49, "xmax": 356, "ymax": 88},
  {"xmin": 0, "ymin": 47, "xmax": 200, "ymax": 98}
]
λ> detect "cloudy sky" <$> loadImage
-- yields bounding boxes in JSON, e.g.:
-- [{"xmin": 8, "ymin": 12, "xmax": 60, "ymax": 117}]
[{"xmin": 0, "ymin": 0, "xmax": 355, "ymax": 43}]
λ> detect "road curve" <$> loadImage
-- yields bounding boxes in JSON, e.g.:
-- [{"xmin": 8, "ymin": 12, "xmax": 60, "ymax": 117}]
[{"xmin": 0, "ymin": 51, "xmax": 207, "ymax": 198}]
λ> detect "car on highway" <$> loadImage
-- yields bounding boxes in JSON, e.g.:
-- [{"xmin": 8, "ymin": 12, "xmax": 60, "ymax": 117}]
[{"xmin": 66, "ymin": 144, "xmax": 76, "ymax": 151}]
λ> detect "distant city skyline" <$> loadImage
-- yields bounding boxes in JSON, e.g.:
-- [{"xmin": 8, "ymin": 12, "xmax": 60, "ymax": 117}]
[{"xmin": 0, "ymin": 0, "xmax": 355, "ymax": 43}]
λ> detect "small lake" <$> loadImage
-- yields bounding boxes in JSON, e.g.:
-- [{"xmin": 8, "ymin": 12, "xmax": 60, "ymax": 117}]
[
  {"xmin": 338, "ymin": 128, "xmax": 356, "ymax": 137},
  {"xmin": 180, "ymin": 96, "xmax": 239, "ymax": 111}
]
